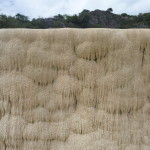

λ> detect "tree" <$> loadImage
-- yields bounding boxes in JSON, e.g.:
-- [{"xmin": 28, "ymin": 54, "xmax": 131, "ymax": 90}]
[
  {"xmin": 66, "ymin": 15, "xmax": 80, "ymax": 24},
  {"xmin": 121, "ymin": 13, "xmax": 128, "ymax": 17},
  {"xmin": 54, "ymin": 14, "xmax": 64, "ymax": 20},
  {"xmin": 15, "ymin": 13, "xmax": 29, "ymax": 22},
  {"xmin": 143, "ymin": 13, "xmax": 150, "ymax": 25},
  {"xmin": 135, "ymin": 13, "xmax": 144, "ymax": 22},
  {"xmin": 107, "ymin": 8, "xmax": 113, "ymax": 13},
  {"xmin": 79, "ymin": 9, "xmax": 90, "ymax": 27},
  {"xmin": 0, "ymin": 14, "xmax": 9, "ymax": 28},
  {"xmin": 31, "ymin": 18, "xmax": 45, "ymax": 28}
]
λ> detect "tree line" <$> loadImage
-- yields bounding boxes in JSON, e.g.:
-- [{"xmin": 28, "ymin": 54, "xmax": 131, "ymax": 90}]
[{"xmin": 0, "ymin": 9, "xmax": 150, "ymax": 28}]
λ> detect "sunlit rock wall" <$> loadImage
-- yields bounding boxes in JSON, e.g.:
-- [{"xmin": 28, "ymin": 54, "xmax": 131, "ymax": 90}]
[{"xmin": 0, "ymin": 29, "xmax": 150, "ymax": 150}]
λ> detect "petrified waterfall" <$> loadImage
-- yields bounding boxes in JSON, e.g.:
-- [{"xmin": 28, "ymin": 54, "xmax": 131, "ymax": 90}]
[{"xmin": 0, "ymin": 29, "xmax": 150, "ymax": 150}]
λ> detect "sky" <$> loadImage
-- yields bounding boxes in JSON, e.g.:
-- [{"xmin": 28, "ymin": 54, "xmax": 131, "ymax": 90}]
[{"xmin": 0, "ymin": 0, "xmax": 150, "ymax": 19}]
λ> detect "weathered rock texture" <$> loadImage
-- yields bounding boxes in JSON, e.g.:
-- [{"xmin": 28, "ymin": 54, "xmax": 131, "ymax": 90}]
[{"xmin": 0, "ymin": 29, "xmax": 150, "ymax": 150}]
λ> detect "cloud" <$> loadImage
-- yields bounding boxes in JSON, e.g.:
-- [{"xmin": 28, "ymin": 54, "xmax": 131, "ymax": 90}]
[{"xmin": 0, "ymin": 0, "xmax": 149, "ymax": 19}]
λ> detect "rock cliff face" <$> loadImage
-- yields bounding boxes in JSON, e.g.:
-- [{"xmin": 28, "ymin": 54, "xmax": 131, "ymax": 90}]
[
  {"xmin": 88, "ymin": 10, "xmax": 123, "ymax": 28},
  {"xmin": 0, "ymin": 29, "xmax": 150, "ymax": 150},
  {"xmin": 41, "ymin": 10, "xmax": 125, "ymax": 28}
]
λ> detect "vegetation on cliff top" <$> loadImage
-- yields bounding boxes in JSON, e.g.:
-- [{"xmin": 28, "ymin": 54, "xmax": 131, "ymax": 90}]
[{"xmin": 0, "ymin": 8, "xmax": 150, "ymax": 28}]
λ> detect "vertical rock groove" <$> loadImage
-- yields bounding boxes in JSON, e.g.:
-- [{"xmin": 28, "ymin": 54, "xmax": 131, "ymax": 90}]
[{"xmin": 0, "ymin": 28, "xmax": 150, "ymax": 150}]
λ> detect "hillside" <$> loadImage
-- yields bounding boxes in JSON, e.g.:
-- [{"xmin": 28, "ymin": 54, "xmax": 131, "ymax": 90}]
[{"xmin": 0, "ymin": 9, "xmax": 150, "ymax": 28}]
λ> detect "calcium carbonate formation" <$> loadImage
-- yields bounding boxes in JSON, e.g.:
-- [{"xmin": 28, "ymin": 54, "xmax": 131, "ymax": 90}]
[{"xmin": 0, "ymin": 29, "xmax": 150, "ymax": 150}]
